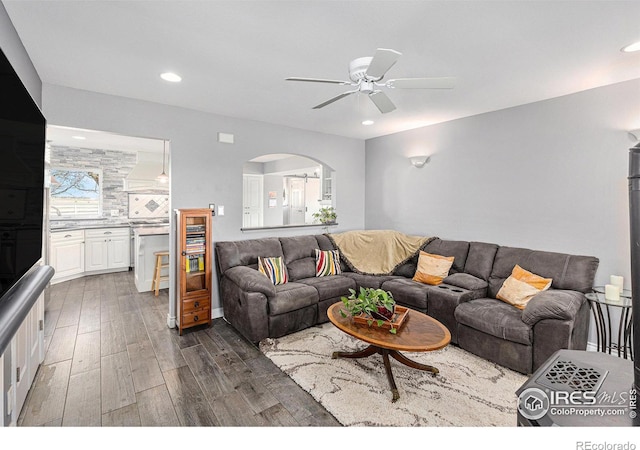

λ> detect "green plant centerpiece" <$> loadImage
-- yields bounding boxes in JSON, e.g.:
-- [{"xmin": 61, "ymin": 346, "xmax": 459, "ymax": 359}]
[
  {"xmin": 312, "ymin": 206, "xmax": 337, "ymax": 224},
  {"xmin": 340, "ymin": 287, "xmax": 398, "ymax": 334}
]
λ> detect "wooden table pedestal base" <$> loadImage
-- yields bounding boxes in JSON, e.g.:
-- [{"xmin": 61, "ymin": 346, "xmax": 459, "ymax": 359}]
[{"xmin": 332, "ymin": 344, "xmax": 438, "ymax": 402}]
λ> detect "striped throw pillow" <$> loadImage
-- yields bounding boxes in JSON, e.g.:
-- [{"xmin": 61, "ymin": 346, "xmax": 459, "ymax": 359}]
[
  {"xmin": 315, "ymin": 249, "xmax": 342, "ymax": 277},
  {"xmin": 258, "ymin": 256, "xmax": 288, "ymax": 285}
]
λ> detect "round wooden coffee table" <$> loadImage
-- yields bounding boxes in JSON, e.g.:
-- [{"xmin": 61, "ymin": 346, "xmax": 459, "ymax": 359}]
[{"xmin": 327, "ymin": 302, "xmax": 451, "ymax": 402}]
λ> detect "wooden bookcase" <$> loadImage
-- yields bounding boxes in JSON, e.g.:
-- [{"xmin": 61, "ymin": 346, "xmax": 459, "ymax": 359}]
[{"xmin": 176, "ymin": 208, "xmax": 212, "ymax": 335}]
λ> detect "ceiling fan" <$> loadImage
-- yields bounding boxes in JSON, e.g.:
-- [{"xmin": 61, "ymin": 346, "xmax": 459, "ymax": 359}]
[{"xmin": 286, "ymin": 48, "xmax": 455, "ymax": 114}]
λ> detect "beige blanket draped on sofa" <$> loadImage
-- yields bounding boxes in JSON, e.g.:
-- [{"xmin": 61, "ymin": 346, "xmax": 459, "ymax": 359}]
[{"xmin": 327, "ymin": 230, "xmax": 433, "ymax": 275}]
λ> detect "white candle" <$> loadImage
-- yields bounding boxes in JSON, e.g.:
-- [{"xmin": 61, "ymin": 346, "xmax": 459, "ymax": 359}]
[
  {"xmin": 605, "ymin": 284, "xmax": 620, "ymax": 301},
  {"xmin": 610, "ymin": 275, "xmax": 624, "ymax": 291}
]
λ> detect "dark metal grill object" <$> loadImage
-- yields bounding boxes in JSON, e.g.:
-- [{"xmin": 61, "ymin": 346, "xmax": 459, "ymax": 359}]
[
  {"xmin": 536, "ymin": 358, "xmax": 608, "ymax": 393},
  {"xmin": 627, "ymin": 143, "xmax": 640, "ymax": 393}
]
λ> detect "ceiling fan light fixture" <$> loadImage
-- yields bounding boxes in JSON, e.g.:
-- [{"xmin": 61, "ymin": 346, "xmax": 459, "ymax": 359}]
[
  {"xmin": 160, "ymin": 72, "xmax": 182, "ymax": 82},
  {"xmin": 621, "ymin": 41, "xmax": 640, "ymax": 52},
  {"xmin": 286, "ymin": 48, "xmax": 455, "ymax": 114}
]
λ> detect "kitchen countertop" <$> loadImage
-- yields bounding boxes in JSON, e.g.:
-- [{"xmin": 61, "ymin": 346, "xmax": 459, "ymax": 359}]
[
  {"xmin": 50, "ymin": 220, "xmax": 169, "ymax": 232},
  {"xmin": 132, "ymin": 225, "xmax": 170, "ymax": 236}
]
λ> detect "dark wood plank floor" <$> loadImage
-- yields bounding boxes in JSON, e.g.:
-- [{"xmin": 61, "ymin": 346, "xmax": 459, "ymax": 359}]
[{"xmin": 18, "ymin": 271, "xmax": 340, "ymax": 427}]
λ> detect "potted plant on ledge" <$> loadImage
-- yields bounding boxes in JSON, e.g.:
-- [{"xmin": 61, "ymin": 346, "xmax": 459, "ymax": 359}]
[
  {"xmin": 313, "ymin": 206, "xmax": 337, "ymax": 224},
  {"xmin": 339, "ymin": 287, "xmax": 400, "ymax": 334}
]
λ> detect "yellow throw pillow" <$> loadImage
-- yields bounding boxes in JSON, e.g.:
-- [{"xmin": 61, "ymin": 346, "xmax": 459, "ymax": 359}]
[
  {"xmin": 496, "ymin": 265, "xmax": 552, "ymax": 309},
  {"xmin": 412, "ymin": 251, "xmax": 454, "ymax": 285}
]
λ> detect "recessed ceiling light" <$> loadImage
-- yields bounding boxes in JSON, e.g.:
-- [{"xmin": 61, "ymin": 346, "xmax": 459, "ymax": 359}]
[
  {"xmin": 362, "ymin": 120, "xmax": 374, "ymax": 126},
  {"xmin": 160, "ymin": 72, "xmax": 182, "ymax": 82},
  {"xmin": 621, "ymin": 41, "xmax": 640, "ymax": 52},
  {"xmin": 71, "ymin": 135, "xmax": 86, "ymax": 140}
]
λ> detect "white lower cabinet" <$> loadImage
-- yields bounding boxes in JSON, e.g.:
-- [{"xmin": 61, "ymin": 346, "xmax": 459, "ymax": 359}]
[
  {"xmin": 84, "ymin": 228, "xmax": 130, "ymax": 273},
  {"xmin": 2, "ymin": 293, "xmax": 44, "ymax": 426},
  {"xmin": 50, "ymin": 227, "xmax": 131, "ymax": 284},
  {"xmin": 50, "ymin": 230, "xmax": 85, "ymax": 283}
]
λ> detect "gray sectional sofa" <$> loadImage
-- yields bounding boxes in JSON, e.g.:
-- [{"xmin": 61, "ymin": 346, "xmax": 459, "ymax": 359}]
[{"xmin": 214, "ymin": 233, "xmax": 598, "ymax": 374}]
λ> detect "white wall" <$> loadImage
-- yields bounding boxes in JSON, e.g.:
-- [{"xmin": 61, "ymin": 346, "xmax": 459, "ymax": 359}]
[
  {"xmin": 365, "ymin": 78, "xmax": 640, "ymax": 345},
  {"xmin": 42, "ymin": 84, "xmax": 365, "ymax": 323}
]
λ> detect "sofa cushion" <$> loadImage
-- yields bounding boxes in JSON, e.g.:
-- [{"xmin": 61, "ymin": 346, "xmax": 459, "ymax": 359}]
[
  {"xmin": 496, "ymin": 265, "xmax": 552, "ymax": 309},
  {"xmin": 380, "ymin": 278, "xmax": 431, "ymax": 311},
  {"xmin": 423, "ymin": 238, "xmax": 470, "ymax": 274},
  {"xmin": 279, "ymin": 235, "xmax": 321, "ymax": 281},
  {"xmin": 216, "ymin": 237, "xmax": 283, "ymax": 273},
  {"xmin": 455, "ymin": 298, "xmax": 532, "ymax": 345},
  {"xmin": 342, "ymin": 273, "xmax": 403, "ymax": 290},
  {"xmin": 464, "ymin": 241, "xmax": 499, "ymax": 280},
  {"xmin": 393, "ymin": 260, "xmax": 417, "ymax": 278},
  {"xmin": 412, "ymin": 251, "xmax": 454, "ymax": 285},
  {"xmin": 315, "ymin": 234, "xmax": 336, "ymax": 251},
  {"xmin": 443, "ymin": 273, "xmax": 489, "ymax": 292},
  {"xmin": 268, "ymin": 282, "xmax": 319, "ymax": 315},
  {"xmin": 315, "ymin": 249, "xmax": 342, "ymax": 276},
  {"xmin": 488, "ymin": 246, "xmax": 599, "ymax": 296},
  {"xmin": 297, "ymin": 275, "xmax": 356, "ymax": 301},
  {"xmin": 258, "ymin": 256, "xmax": 289, "ymax": 285}
]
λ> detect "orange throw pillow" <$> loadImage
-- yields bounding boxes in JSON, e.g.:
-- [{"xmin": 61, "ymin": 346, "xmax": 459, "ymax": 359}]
[
  {"xmin": 412, "ymin": 251, "xmax": 454, "ymax": 285},
  {"xmin": 496, "ymin": 265, "xmax": 552, "ymax": 309}
]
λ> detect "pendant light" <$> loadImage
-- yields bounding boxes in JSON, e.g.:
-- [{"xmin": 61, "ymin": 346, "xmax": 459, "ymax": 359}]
[{"xmin": 157, "ymin": 140, "xmax": 169, "ymax": 183}]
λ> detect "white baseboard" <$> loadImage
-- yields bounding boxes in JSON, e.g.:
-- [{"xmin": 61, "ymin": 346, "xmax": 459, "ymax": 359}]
[{"xmin": 212, "ymin": 307, "xmax": 224, "ymax": 319}]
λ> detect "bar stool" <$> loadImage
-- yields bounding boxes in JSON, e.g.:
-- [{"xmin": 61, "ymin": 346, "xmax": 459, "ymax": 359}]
[{"xmin": 151, "ymin": 250, "xmax": 170, "ymax": 296}]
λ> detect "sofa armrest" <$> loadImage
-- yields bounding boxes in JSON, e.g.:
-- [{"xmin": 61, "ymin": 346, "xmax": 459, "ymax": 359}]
[
  {"xmin": 522, "ymin": 289, "xmax": 585, "ymax": 326},
  {"xmin": 223, "ymin": 266, "xmax": 276, "ymax": 298}
]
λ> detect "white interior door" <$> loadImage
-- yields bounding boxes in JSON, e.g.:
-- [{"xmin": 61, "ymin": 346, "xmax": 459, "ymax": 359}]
[
  {"xmin": 305, "ymin": 178, "xmax": 321, "ymax": 224},
  {"xmin": 287, "ymin": 177, "xmax": 306, "ymax": 225},
  {"xmin": 243, "ymin": 175, "xmax": 263, "ymax": 227}
]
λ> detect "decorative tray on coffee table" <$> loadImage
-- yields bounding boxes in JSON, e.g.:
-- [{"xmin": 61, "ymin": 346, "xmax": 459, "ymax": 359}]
[{"xmin": 353, "ymin": 305, "xmax": 409, "ymax": 331}]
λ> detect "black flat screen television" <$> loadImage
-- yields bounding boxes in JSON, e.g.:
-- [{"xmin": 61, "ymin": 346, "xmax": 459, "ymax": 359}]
[{"xmin": 0, "ymin": 47, "xmax": 46, "ymax": 301}]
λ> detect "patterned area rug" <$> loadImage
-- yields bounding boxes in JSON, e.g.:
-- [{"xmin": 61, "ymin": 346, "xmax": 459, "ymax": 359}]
[{"xmin": 259, "ymin": 323, "xmax": 528, "ymax": 426}]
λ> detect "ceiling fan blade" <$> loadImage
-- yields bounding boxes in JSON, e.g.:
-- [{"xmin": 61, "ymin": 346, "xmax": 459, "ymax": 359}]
[
  {"xmin": 369, "ymin": 91, "xmax": 396, "ymax": 114},
  {"xmin": 365, "ymin": 48, "xmax": 402, "ymax": 80},
  {"xmin": 386, "ymin": 77, "xmax": 456, "ymax": 89},
  {"xmin": 312, "ymin": 90, "xmax": 357, "ymax": 109},
  {"xmin": 286, "ymin": 77, "xmax": 351, "ymax": 85}
]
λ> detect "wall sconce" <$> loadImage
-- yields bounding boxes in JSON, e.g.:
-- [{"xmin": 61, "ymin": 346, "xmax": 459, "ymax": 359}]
[
  {"xmin": 629, "ymin": 129, "xmax": 640, "ymax": 141},
  {"xmin": 409, "ymin": 155, "xmax": 430, "ymax": 168}
]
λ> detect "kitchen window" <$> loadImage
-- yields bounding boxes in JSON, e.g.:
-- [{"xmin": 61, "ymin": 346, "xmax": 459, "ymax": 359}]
[{"xmin": 50, "ymin": 168, "xmax": 102, "ymax": 218}]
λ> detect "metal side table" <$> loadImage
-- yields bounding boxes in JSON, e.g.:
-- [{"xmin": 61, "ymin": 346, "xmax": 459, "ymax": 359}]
[{"xmin": 586, "ymin": 286, "xmax": 633, "ymax": 360}]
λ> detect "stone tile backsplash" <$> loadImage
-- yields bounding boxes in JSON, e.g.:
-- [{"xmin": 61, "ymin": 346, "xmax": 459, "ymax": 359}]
[{"xmin": 50, "ymin": 145, "xmax": 168, "ymax": 226}]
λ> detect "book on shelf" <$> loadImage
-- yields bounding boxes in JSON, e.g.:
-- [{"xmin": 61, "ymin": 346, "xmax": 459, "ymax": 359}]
[{"xmin": 185, "ymin": 254, "xmax": 205, "ymax": 273}]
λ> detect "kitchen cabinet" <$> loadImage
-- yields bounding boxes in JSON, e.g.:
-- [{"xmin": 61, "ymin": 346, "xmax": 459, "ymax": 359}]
[
  {"xmin": 84, "ymin": 228, "xmax": 130, "ymax": 273},
  {"xmin": 50, "ymin": 230, "xmax": 85, "ymax": 283}
]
